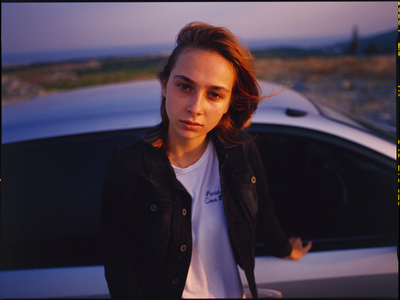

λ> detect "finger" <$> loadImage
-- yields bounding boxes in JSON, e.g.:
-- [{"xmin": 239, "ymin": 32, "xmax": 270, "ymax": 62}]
[{"xmin": 302, "ymin": 241, "xmax": 312, "ymax": 253}]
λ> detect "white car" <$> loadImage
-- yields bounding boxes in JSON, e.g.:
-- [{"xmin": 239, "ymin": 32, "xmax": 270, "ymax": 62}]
[{"xmin": 1, "ymin": 80, "xmax": 397, "ymax": 298}]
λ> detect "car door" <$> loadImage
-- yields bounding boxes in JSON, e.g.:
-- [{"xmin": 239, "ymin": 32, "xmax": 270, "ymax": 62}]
[
  {"xmin": 239, "ymin": 124, "xmax": 398, "ymax": 298},
  {"xmin": 0, "ymin": 129, "xmax": 148, "ymax": 298}
]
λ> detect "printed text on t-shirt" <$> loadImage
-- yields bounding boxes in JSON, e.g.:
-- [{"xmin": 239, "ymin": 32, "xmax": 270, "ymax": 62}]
[{"xmin": 205, "ymin": 190, "xmax": 222, "ymax": 204}]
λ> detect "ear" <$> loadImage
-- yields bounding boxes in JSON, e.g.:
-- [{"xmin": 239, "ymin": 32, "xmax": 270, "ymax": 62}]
[{"xmin": 225, "ymin": 103, "xmax": 230, "ymax": 114}]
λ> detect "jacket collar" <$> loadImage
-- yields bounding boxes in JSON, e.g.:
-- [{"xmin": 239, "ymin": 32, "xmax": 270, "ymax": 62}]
[
  {"xmin": 142, "ymin": 130, "xmax": 247, "ymax": 181},
  {"xmin": 142, "ymin": 140, "xmax": 175, "ymax": 182}
]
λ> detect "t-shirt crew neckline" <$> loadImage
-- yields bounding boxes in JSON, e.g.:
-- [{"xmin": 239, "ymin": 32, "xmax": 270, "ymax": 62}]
[{"xmin": 171, "ymin": 139, "xmax": 212, "ymax": 174}]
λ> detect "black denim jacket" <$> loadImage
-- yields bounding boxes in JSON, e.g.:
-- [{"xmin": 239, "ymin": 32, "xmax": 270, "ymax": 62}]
[{"xmin": 101, "ymin": 130, "xmax": 292, "ymax": 299}]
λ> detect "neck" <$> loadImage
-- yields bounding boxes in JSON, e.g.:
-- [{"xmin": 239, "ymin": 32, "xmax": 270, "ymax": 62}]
[{"xmin": 166, "ymin": 135, "xmax": 209, "ymax": 168}]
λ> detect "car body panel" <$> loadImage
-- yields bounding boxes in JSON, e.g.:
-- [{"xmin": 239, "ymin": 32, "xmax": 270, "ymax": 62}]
[
  {"xmin": 239, "ymin": 246, "xmax": 397, "ymax": 286},
  {"xmin": 0, "ymin": 266, "xmax": 109, "ymax": 299},
  {"xmin": 2, "ymin": 80, "xmax": 162, "ymax": 144},
  {"xmin": 0, "ymin": 247, "xmax": 396, "ymax": 298},
  {"xmin": 251, "ymin": 249, "xmax": 397, "ymax": 298}
]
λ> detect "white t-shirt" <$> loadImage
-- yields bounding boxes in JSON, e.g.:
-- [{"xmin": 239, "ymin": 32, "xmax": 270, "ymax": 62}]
[{"xmin": 172, "ymin": 140, "xmax": 243, "ymax": 299}]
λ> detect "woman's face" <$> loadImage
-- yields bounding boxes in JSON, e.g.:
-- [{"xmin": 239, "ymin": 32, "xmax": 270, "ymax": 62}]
[{"xmin": 163, "ymin": 48, "xmax": 235, "ymax": 146}]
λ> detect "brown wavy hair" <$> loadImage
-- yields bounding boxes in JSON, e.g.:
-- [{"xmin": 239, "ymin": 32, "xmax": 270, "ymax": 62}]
[{"xmin": 146, "ymin": 22, "xmax": 267, "ymax": 147}]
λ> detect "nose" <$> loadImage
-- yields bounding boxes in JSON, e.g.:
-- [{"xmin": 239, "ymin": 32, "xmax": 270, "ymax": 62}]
[{"xmin": 187, "ymin": 92, "xmax": 205, "ymax": 116}]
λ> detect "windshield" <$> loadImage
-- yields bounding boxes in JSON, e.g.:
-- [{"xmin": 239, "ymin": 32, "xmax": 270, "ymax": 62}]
[{"xmin": 314, "ymin": 102, "xmax": 396, "ymax": 143}]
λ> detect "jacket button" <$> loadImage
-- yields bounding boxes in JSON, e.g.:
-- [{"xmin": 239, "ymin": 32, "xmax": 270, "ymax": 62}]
[
  {"xmin": 180, "ymin": 245, "xmax": 187, "ymax": 252},
  {"xmin": 251, "ymin": 176, "xmax": 256, "ymax": 184},
  {"xmin": 172, "ymin": 278, "xmax": 179, "ymax": 285},
  {"xmin": 182, "ymin": 208, "xmax": 187, "ymax": 216},
  {"xmin": 150, "ymin": 204, "xmax": 157, "ymax": 211}
]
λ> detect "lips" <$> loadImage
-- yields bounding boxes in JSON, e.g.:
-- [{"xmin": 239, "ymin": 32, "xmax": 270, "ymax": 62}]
[
  {"xmin": 180, "ymin": 120, "xmax": 202, "ymax": 130},
  {"xmin": 181, "ymin": 120, "xmax": 201, "ymax": 125}
]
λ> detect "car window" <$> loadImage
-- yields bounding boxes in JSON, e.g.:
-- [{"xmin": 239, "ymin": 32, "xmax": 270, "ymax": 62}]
[
  {"xmin": 248, "ymin": 125, "xmax": 398, "ymax": 253},
  {"xmin": 1, "ymin": 128, "xmax": 147, "ymax": 271}
]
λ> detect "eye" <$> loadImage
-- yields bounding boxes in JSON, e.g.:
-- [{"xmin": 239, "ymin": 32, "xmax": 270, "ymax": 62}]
[
  {"xmin": 178, "ymin": 83, "xmax": 190, "ymax": 91},
  {"xmin": 209, "ymin": 92, "xmax": 221, "ymax": 99}
]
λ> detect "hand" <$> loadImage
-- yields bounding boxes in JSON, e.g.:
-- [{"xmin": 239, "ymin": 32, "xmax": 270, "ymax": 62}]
[{"xmin": 284, "ymin": 237, "xmax": 312, "ymax": 260}]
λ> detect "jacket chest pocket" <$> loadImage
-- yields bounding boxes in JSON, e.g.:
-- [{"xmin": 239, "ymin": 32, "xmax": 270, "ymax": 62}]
[
  {"xmin": 139, "ymin": 198, "xmax": 172, "ymax": 250},
  {"xmin": 234, "ymin": 169, "xmax": 258, "ymax": 216}
]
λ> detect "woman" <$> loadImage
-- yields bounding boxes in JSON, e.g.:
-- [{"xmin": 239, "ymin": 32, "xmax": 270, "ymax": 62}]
[{"xmin": 101, "ymin": 22, "xmax": 311, "ymax": 299}]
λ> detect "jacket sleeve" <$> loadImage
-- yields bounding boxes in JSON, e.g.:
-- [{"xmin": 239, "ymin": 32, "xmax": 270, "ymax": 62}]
[
  {"xmin": 100, "ymin": 153, "xmax": 144, "ymax": 299},
  {"xmin": 244, "ymin": 138, "xmax": 292, "ymax": 258}
]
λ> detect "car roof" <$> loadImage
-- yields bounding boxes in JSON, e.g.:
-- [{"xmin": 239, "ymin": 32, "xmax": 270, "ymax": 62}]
[
  {"xmin": 2, "ymin": 79, "xmax": 395, "ymax": 159},
  {"xmin": 2, "ymin": 80, "xmax": 162, "ymax": 145}
]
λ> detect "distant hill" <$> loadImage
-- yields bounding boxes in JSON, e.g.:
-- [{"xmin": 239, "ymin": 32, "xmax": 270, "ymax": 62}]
[
  {"xmin": 317, "ymin": 29, "xmax": 397, "ymax": 55},
  {"xmin": 253, "ymin": 29, "xmax": 397, "ymax": 58}
]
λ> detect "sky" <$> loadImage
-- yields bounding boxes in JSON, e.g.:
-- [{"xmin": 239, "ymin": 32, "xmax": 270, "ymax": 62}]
[{"xmin": 1, "ymin": 2, "xmax": 397, "ymax": 54}]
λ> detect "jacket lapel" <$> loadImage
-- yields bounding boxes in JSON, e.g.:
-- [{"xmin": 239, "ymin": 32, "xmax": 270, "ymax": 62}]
[{"xmin": 142, "ymin": 141, "xmax": 187, "ymax": 191}]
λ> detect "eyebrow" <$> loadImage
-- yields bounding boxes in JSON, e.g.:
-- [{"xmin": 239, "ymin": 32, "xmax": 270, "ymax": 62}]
[{"xmin": 173, "ymin": 75, "xmax": 231, "ymax": 93}]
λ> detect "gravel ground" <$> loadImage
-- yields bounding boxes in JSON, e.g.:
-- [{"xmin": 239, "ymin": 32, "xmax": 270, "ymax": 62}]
[
  {"xmin": 256, "ymin": 55, "xmax": 396, "ymax": 132},
  {"xmin": 298, "ymin": 78, "xmax": 395, "ymax": 129}
]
